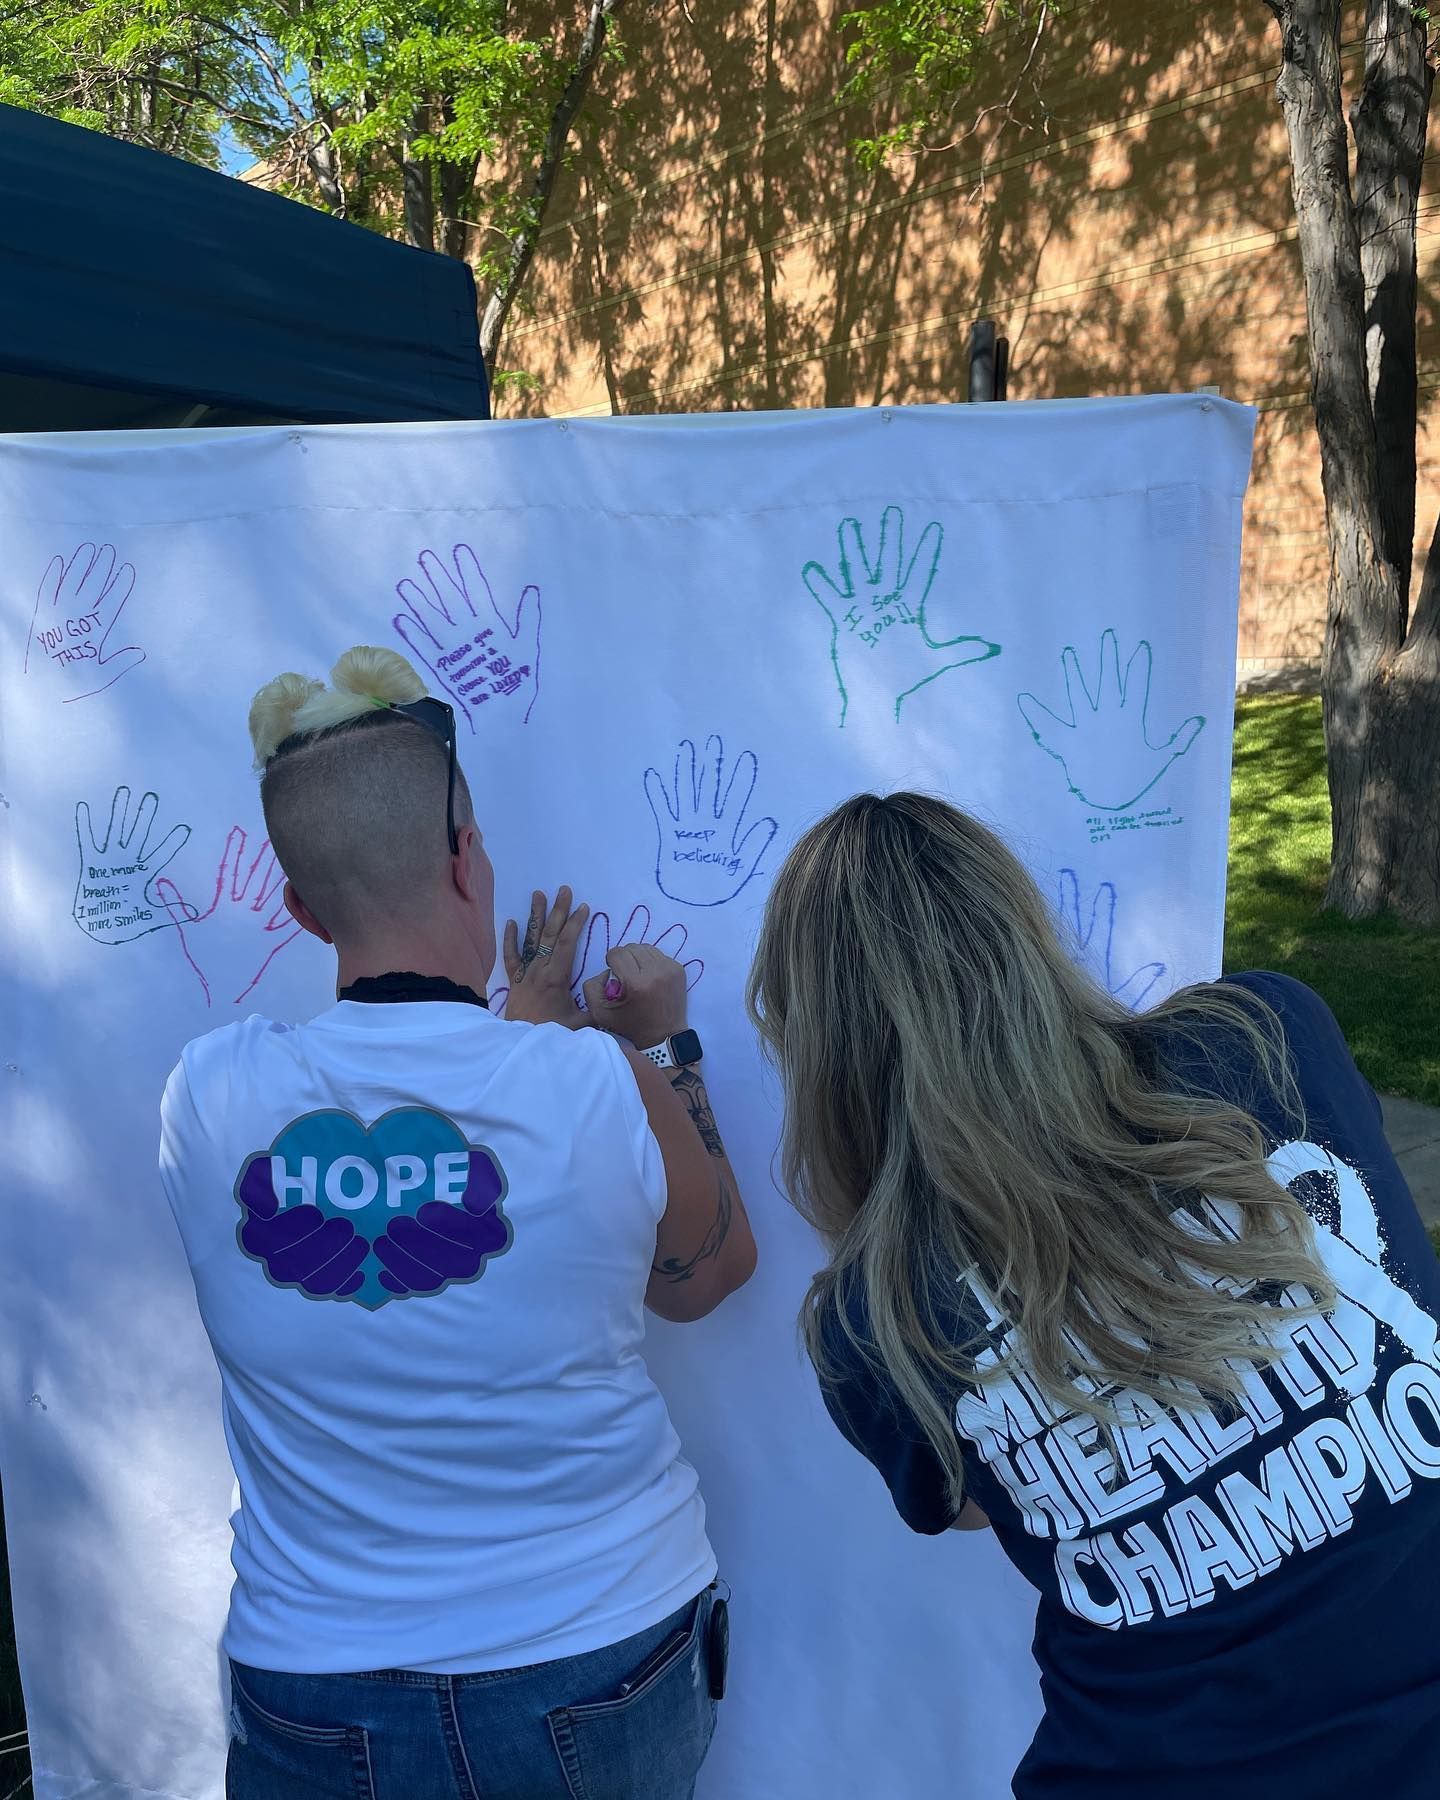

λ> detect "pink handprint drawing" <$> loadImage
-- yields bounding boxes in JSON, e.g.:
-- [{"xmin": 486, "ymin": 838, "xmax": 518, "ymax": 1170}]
[
  {"xmin": 393, "ymin": 544, "xmax": 540, "ymax": 731},
  {"xmin": 25, "ymin": 543, "xmax": 146, "ymax": 702},
  {"xmin": 490, "ymin": 903, "xmax": 703, "ymax": 1017},
  {"xmin": 155, "ymin": 826, "xmax": 303, "ymax": 1007}
]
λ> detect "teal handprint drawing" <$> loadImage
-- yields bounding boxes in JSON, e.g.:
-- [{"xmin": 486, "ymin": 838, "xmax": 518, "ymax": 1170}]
[
  {"xmin": 1018, "ymin": 631, "xmax": 1204, "ymax": 811},
  {"xmin": 802, "ymin": 506, "xmax": 1001, "ymax": 727}
]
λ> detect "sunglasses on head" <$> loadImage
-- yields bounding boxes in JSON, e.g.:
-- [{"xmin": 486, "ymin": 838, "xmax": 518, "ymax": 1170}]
[{"xmin": 390, "ymin": 696, "xmax": 460, "ymax": 856}]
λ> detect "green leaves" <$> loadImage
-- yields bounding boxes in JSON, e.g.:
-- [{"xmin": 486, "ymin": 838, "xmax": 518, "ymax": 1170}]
[
  {"xmin": 0, "ymin": 0, "xmax": 236, "ymax": 166},
  {"xmin": 3, "ymin": 0, "xmax": 626, "ymax": 394},
  {"xmin": 2, "ymin": 3, "xmax": 587, "ymax": 239},
  {"xmin": 840, "ymin": 0, "xmax": 1047, "ymax": 165}
]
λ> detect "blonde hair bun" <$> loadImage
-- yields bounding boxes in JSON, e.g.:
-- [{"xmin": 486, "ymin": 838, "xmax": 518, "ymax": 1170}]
[
  {"xmin": 286, "ymin": 646, "xmax": 428, "ymax": 742},
  {"xmin": 249, "ymin": 672, "xmax": 325, "ymax": 769},
  {"xmin": 331, "ymin": 646, "xmax": 427, "ymax": 705}
]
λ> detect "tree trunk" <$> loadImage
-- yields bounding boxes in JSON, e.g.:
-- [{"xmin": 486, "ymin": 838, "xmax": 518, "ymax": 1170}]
[
  {"xmin": 1266, "ymin": 0, "xmax": 1405, "ymax": 914},
  {"xmin": 1350, "ymin": 0, "xmax": 1432, "ymax": 597},
  {"xmin": 306, "ymin": 133, "xmax": 347, "ymax": 216},
  {"xmin": 1350, "ymin": 1, "xmax": 1440, "ymax": 924},
  {"xmin": 403, "ymin": 107, "xmax": 436, "ymax": 253},
  {"xmin": 479, "ymin": 0, "xmax": 623, "ymax": 369},
  {"xmin": 437, "ymin": 143, "xmax": 479, "ymax": 262}
]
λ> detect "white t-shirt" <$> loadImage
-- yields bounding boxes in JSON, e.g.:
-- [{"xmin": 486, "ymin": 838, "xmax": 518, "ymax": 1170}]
[{"xmin": 158, "ymin": 996, "xmax": 715, "ymax": 1676}]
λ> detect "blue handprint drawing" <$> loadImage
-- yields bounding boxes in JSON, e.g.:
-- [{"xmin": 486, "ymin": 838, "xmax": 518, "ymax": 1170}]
[
  {"xmin": 1057, "ymin": 869, "xmax": 1167, "ymax": 1011},
  {"xmin": 393, "ymin": 544, "xmax": 540, "ymax": 732},
  {"xmin": 1018, "ymin": 631, "xmax": 1204, "ymax": 811},
  {"xmin": 644, "ymin": 735, "xmax": 778, "ymax": 907},
  {"xmin": 802, "ymin": 506, "xmax": 1001, "ymax": 728}
]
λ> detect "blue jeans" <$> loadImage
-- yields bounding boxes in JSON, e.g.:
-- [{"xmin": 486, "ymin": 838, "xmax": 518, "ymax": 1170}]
[{"xmin": 226, "ymin": 1589, "xmax": 719, "ymax": 1800}]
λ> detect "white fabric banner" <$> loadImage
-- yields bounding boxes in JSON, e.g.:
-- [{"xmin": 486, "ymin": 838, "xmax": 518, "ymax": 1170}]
[{"xmin": 0, "ymin": 395, "xmax": 1254, "ymax": 1800}]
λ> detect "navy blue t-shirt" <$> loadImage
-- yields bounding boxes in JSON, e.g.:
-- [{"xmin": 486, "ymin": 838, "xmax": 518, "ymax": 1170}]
[{"xmin": 819, "ymin": 973, "xmax": 1440, "ymax": 1798}]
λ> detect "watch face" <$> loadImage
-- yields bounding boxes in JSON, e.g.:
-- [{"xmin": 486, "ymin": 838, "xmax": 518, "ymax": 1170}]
[{"xmin": 670, "ymin": 1028, "xmax": 703, "ymax": 1065}]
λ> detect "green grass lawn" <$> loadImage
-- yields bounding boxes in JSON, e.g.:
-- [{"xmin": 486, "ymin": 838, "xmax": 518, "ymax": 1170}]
[{"xmin": 1226, "ymin": 695, "xmax": 1440, "ymax": 1109}]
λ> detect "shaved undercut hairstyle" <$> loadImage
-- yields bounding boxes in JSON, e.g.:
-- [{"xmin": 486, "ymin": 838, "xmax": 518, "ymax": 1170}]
[{"xmin": 248, "ymin": 648, "xmax": 473, "ymax": 939}]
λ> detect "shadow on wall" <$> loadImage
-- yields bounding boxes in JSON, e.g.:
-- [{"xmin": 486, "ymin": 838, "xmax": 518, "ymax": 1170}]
[
  {"xmin": 506, "ymin": 0, "xmax": 1352, "ymax": 441},
  {"xmin": 501, "ymin": 0, "xmax": 1440, "ymax": 667}
]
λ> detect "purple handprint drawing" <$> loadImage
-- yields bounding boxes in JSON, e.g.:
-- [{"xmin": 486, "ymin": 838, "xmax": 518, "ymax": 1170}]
[
  {"xmin": 393, "ymin": 544, "xmax": 541, "ymax": 731},
  {"xmin": 155, "ymin": 825, "xmax": 302, "ymax": 1007},
  {"xmin": 489, "ymin": 902, "xmax": 704, "ymax": 1017},
  {"xmin": 574, "ymin": 905, "xmax": 705, "ymax": 1003},
  {"xmin": 26, "ymin": 543, "xmax": 146, "ymax": 702}
]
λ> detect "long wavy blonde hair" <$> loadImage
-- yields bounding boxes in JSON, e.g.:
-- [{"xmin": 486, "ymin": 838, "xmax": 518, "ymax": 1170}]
[{"xmin": 746, "ymin": 792, "xmax": 1335, "ymax": 1502}]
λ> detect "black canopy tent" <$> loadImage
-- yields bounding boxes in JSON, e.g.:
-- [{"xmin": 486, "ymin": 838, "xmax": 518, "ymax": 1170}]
[{"xmin": 0, "ymin": 104, "xmax": 489, "ymax": 431}]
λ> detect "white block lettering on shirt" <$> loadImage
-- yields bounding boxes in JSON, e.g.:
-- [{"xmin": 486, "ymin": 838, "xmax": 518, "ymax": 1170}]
[
  {"xmin": 434, "ymin": 1151, "xmax": 470, "ymax": 1205},
  {"xmin": 384, "ymin": 1155, "xmax": 428, "ymax": 1208},
  {"xmin": 325, "ymin": 1156, "xmax": 379, "ymax": 1211},
  {"xmin": 269, "ymin": 1155, "xmax": 317, "ymax": 1209}
]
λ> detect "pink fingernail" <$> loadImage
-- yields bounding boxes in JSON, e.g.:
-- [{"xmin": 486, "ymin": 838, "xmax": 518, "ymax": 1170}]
[{"xmin": 604, "ymin": 975, "xmax": 624, "ymax": 1001}]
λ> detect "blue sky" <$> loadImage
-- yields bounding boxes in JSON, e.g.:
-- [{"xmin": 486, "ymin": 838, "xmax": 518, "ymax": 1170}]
[
  {"xmin": 219, "ymin": 124, "xmax": 252, "ymax": 173},
  {"xmin": 218, "ymin": 52, "xmax": 308, "ymax": 176}
]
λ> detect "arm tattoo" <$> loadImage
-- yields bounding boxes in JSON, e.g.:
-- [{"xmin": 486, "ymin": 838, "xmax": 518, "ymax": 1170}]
[
  {"xmin": 653, "ymin": 1170, "xmax": 734, "ymax": 1284},
  {"xmin": 667, "ymin": 1066, "xmax": 726, "ymax": 1159}
]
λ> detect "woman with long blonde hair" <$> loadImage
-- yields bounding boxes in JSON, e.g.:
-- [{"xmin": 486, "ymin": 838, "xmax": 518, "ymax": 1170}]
[{"xmin": 748, "ymin": 791, "xmax": 1440, "ymax": 1800}]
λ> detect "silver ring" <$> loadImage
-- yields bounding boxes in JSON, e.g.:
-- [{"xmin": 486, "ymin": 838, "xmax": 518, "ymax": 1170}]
[{"xmin": 534, "ymin": 943, "xmax": 554, "ymax": 959}]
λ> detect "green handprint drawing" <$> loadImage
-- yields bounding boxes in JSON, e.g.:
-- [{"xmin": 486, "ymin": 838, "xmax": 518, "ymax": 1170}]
[
  {"xmin": 802, "ymin": 506, "xmax": 1001, "ymax": 727},
  {"xmin": 1017, "ymin": 631, "xmax": 1205, "ymax": 812}
]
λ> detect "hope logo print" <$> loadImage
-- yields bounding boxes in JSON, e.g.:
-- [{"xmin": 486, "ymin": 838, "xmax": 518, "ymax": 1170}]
[{"xmin": 233, "ymin": 1108, "xmax": 511, "ymax": 1311}]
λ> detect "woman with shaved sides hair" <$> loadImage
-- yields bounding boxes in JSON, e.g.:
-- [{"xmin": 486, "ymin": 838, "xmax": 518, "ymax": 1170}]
[
  {"xmin": 749, "ymin": 792, "xmax": 1440, "ymax": 1800},
  {"xmin": 158, "ymin": 647, "xmax": 753, "ymax": 1800}
]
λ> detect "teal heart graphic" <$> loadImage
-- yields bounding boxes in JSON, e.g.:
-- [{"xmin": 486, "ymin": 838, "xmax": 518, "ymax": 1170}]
[{"xmin": 235, "ymin": 1106, "xmax": 510, "ymax": 1310}]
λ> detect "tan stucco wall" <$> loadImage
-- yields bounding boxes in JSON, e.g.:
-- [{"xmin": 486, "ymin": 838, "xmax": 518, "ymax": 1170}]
[{"xmin": 499, "ymin": 1, "xmax": 1440, "ymax": 670}]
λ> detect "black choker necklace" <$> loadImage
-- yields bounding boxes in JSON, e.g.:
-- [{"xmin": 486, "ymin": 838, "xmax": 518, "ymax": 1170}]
[{"xmin": 339, "ymin": 971, "xmax": 488, "ymax": 1010}]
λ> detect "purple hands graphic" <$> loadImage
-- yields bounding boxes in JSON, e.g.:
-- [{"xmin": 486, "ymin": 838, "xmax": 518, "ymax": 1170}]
[
  {"xmin": 370, "ymin": 1151, "xmax": 509, "ymax": 1297},
  {"xmin": 235, "ymin": 1156, "xmax": 369, "ymax": 1299},
  {"xmin": 26, "ymin": 544, "xmax": 146, "ymax": 702},
  {"xmin": 393, "ymin": 544, "xmax": 540, "ymax": 731}
]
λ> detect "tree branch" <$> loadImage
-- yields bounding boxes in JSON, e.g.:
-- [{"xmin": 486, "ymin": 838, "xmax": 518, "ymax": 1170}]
[
  {"xmin": 479, "ymin": 0, "xmax": 622, "ymax": 368},
  {"xmin": 145, "ymin": 73, "xmax": 278, "ymax": 138}
]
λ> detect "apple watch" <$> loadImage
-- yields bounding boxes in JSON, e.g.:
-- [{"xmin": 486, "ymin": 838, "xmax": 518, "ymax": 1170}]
[{"xmin": 638, "ymin": 1029, "xmax": 703, "ymax": 1070}]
